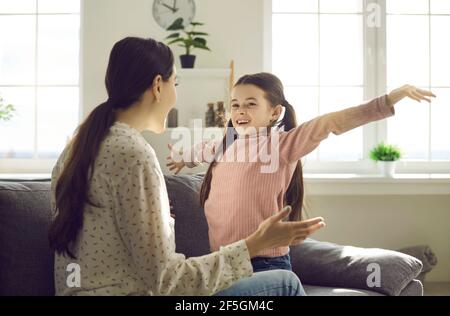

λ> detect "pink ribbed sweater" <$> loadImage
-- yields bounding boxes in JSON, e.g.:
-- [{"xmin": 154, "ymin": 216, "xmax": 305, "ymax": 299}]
[{"xmin": 186, "ymin": 95, "xmax": 395, "ymax": 257}]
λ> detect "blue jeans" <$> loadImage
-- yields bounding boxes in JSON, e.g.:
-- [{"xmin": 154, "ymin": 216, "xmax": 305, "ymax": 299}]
[
  {"xmin": 214, "ymin": 269, "xmax": 306, "ymax": 296},
  {"xmin": 251, "ymin": 254, "xmax": 292, "ymax": 273}
]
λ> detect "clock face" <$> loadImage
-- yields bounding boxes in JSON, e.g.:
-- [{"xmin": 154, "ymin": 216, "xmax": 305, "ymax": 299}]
[{"xmin": 152, "ymin": 0, "xmax": 196, "ymax": 30}]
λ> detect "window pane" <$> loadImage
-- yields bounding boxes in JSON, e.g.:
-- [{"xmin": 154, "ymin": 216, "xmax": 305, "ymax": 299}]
[
  {"xmin": 0, "ymin": 0, "xmax": 36, "ymax": 13},
  {"xmin": 431, "ymin": 0, "xmax": 450, "ymax": 14},
  {"xmin": 320, "ymin": 14, "xmax": 363, "ymax": 86},
  {"xmin": 387, "ymin": 88, "xmax": 430, "ymax": 161},
  {"xmin": 272, "ymin": 14, "xmax": 319, "ymax": 86},
  {"xmin": 431, "ymin": 88, "xmax": 450, "ymax": 161},
  {"xmin": 38, "ymin": 0, "xmax": 80, "ymax": 13},
  {"xmin": 37, "ymin": 87, "xmax": 79, "ymax": 158},
  {"xmin": 387, "ymin": 0, "xmax": 429, "ymax": 14},
  {"xmin": 387, "ymin": 16, "xmax": 429, "ymax": 87},
  {"xmin": 0, "ymin": 16, "xmax": 36, "ymax": 85},
  {"xmin": 273, "ymin": 0, "xmax": 318, "ymax": 13},
  {"xmin": 37, "ymin": 15, "xmax": 80, "ymax": 85},
  {"xmin": 318, "ymin": 87, "xmax": 364, "ymax": 161},
  {"xmin": 431, "ymin": 16, "xmax": 450, "ymax": 86},
  {"xmin": 284, "ymin": 86, "xmax": 319, "ymax": 161},
  {"xmin": 0, "ymin": 88, "xmax": 35, "ymax": 158},
  {"xmin": 320, "ymin": 0, "xmax": 363, "ymax": 13}
]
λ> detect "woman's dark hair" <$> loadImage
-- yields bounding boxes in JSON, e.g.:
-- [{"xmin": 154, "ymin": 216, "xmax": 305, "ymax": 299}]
[
  {"xmin": 49, "ymin": 37, "xmax": 174, "ymax": 258},
  {"xmin": 199, "ymin": 72, "xmax": 304, "ymax": 222}
]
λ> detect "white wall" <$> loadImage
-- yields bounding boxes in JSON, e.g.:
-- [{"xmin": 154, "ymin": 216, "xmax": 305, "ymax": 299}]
[{"xmin": 81, "ymin": 0, "xmax": 450, "ymax": 282}]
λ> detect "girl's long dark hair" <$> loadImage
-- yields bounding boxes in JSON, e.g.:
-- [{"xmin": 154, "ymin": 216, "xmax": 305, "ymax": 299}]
[
  {"xmin": 199, "ymin": 73, "xmax": 304, "ymax": 222},
  {"xmin": 48, "ymin": 37, "xmax": 174, "ymax": 259}
]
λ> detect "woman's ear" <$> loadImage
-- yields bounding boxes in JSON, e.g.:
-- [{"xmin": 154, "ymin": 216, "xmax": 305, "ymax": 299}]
[
  {"xmin": 151, "ymin": 75, "xmax": 163, "ymax": 103},
  {"xmin": 271, "ymin": 104, "xmax": 284, "ymax": 122}
]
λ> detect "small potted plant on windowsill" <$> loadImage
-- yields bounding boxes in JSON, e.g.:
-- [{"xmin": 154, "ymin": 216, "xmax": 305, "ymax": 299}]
[
  {"xmin": 370, "ymin": 142, "xmax": 402, "ymax": 178},
  {"xmin": 0, "ymin": 95, "xmax": 15, "ymax": 123},
  {"xmin": 165, "ymin": 17, "xmax": 211, "ymax": 69}
]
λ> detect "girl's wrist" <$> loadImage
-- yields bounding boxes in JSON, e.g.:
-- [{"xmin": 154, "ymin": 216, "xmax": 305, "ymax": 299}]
[{"xmin": 388, "ymin": 86, "xmax": 409, "ymax": 106}]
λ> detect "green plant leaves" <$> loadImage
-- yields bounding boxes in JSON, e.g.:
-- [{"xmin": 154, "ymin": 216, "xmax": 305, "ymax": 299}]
[
  {"xmin": 0, "ymin": 97, "xmax": 15, "ymax": 122},
  {"xmin": 165, "ymin": 32, "xmax": 180, "ymax": 40},
  {"xmin": 167, "ymin": 37, "xmax": 185, "ymax": 45},
  {"xmin": 164, "ymin": 18, "xmax": 211, "ymax": 55},
  {"xmin": 187, "ymin": 31, "xmax": 209, "ymax": 36},
  {"xmin": 167, "ymin": 17, "xmax": 185, "ymax": 31},
  {"xmin": 192, "ymin": 38, "xmax": 210, "ymax": 51},
  {"xmin": 370, "ymin": 143, "xmax": 402, "ymax": 162}
]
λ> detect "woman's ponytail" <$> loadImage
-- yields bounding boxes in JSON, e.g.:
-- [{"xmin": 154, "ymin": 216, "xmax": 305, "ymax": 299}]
[{"xmin": 49, "ymin": 100, "xmax": 116, "ymax": 259}]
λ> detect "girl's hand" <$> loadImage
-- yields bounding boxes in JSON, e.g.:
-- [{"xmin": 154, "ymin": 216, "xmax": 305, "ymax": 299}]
[
  {"xmin": 245, "ymin": 206, "xmax": 326, "ymax": 258},
  {"xmin": 388, "ymin": 85, "xmax": 436, "ymax": 106},
  {"xmin": 166, "ymin": 143, "xmax": 186, "ymax": 175}
]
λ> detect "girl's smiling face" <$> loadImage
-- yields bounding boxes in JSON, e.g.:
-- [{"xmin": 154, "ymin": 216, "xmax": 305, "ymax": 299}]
[{"xmin": 231, "ymin": 84, "xmax": 283, "ymax": 135}]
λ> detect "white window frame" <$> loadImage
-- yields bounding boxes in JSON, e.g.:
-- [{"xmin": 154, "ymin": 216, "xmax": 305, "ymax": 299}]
[
  {"xmin": 264, "ymin": 0, "xmax": 450, "ymax": 175},
  {"xmin": 0, "ymin": 0, "xmax": 83, "ymax": 174}
]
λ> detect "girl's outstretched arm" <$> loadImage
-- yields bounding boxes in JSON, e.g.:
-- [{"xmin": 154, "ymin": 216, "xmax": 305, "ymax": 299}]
[{"xmin": 279, "ymin": 85, "xmax": 435, "ymax": 164}]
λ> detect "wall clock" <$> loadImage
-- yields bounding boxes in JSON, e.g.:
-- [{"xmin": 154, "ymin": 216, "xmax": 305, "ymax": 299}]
[{"xmin": 152, "ymin": 0, "xmax": 196, "ymax": 30}]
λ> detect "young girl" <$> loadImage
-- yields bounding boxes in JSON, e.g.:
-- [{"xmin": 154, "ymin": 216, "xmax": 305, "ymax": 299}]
[{"xmin": 167, "ymin": 72, "xmax": 435, "ymax": 273}]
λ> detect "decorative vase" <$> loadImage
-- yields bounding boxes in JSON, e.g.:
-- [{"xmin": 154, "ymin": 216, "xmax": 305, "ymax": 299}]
[
  {"xmin": 215, "ymin": 101, "xmax": 226, "ymax": 127},
  {"xmin": 378, "ymin": 161, "xmax": 397, "ymax": 178},
  {"xmin": 205, "ymin": 102, "xmax": 215, "ymax": 127},
  {"xmin": 180, "ymin": 54, "xmax": 196, "ymax": 68}
]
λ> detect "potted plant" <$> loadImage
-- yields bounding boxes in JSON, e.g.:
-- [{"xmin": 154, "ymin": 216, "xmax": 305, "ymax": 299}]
[
  {"xmin": 165, "ymin": 17, "xmax": 211, "ymax": 68},
  {"xmin": 0, "ymin": 95, "xmax": 15, "ymax": 122},
  {"xmin": 370, "ymin": 142, "xmax": 402, "ymax": 177}
]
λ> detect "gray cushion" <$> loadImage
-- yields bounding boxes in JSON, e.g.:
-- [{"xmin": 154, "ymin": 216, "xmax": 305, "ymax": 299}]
[
  {"xmin": 164, "ymin": 174, "xmax": 210, "ymax": 257},
  {"xmin": 0, "ymin": 181, "xmax": 55, "ymax": 296},
  {"xmin": 399, "ymin": 279, "xmax": 423, "ymax": 296},
  {"xmin": 290, "ymin": 238, "xmax": 423, "ymax": 296}
]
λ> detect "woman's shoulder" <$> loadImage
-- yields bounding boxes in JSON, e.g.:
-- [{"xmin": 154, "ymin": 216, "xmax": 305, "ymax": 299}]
[{"xmin": 98, "ymin": 125, "xmax": 158, "ymax": 174}]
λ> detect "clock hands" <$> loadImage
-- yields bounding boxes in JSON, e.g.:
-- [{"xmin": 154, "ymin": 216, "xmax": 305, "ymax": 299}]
[{"xmin": 162, "ymin": 1, "xmax": 179, "ymax": 14}]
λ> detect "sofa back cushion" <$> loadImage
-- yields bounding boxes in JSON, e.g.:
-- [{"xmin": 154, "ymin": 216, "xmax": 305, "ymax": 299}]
[
  {"xmin": 0, "ymin": 174, "xmax": 209, "ymax": 296},
  {"xmin": 0, "ymin": 181, "xmax": 55, "ymax": 296},
  {"xmin": 164, "ymin": 174, "xmax": 210, "ymax": 257},
  {"xmin": 290, "ymin": 238, "xmax": 423, "ymax": 296}
]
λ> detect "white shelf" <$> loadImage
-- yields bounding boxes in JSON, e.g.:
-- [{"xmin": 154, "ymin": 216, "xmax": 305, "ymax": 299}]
[{"xmin": 177, "ymin": 68, "xmax": 231, "ymax": 78}]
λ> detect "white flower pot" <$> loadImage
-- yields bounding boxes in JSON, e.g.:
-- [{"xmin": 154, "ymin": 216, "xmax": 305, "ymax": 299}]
[{"xmin": 378, "ymin": 161, "xmax": 397, "ymax": 178}]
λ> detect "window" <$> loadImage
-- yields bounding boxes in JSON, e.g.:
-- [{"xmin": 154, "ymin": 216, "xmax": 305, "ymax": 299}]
[
  {"xmin": 268, "ymin": 0, "xmax": 450, "ymax": 174},
  {"xmin": 386, "ymin": 0, "xmax": 450, "ymax": 162},
  {"xmin": 0, "ymin": 0, "xmax": 80, "ymax": 168}
]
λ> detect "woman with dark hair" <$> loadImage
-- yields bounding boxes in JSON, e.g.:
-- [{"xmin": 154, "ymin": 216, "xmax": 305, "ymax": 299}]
[{"xmin": 48, "ymin": 37, "xmax": 325, "ymax": 296}]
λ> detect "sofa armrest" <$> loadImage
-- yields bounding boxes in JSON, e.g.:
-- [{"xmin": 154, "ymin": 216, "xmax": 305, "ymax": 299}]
[{"xmin": 290, "ymin": 239, "xmax": 423, "ymax": 296}]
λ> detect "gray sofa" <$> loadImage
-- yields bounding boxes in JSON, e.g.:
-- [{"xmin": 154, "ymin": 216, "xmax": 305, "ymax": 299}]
[{"xmin": 0, "ymin": 174, "xmax": 424, "ymax": 296}]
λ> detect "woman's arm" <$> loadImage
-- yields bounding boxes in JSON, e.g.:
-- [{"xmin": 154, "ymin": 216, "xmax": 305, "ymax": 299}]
[
  {"xmin": 280, "ymin": 86, "xmax": 435, "ymax": 164},
  {"xmin": 115, "ymin": 153, "xmax": 325, "ymax": 295},
  {"xmin": 114, "ymin": 158, "xmax": 253, "ymax": 295}
]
